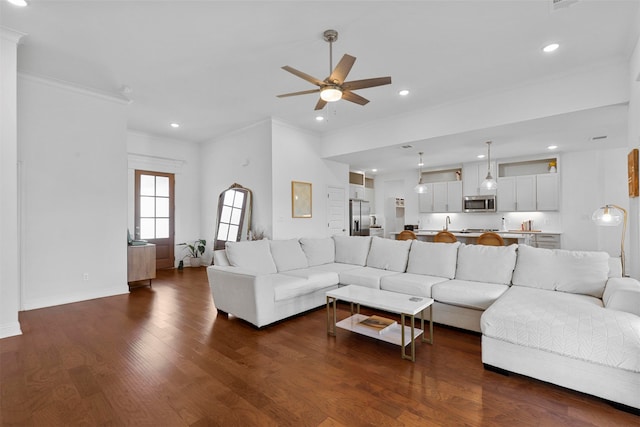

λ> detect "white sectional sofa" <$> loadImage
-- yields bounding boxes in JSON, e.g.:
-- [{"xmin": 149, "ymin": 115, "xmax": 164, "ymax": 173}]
[{"xmin": 207, "ymin": 235, "xmax": 640, "ymax": 410}]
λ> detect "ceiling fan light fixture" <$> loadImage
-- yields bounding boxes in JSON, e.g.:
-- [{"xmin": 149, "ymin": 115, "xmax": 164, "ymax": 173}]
[{"xmin": 320, "ymin": 86, "xmax": 342, "ymax": 102}]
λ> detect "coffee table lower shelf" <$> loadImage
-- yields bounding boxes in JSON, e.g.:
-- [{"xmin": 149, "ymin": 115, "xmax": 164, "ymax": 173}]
[{"xmin": 336, "ymin": 313, "xmax": 423, "ymax": 346}]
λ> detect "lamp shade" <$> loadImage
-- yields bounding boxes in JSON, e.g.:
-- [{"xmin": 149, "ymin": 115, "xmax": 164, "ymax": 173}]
[
  {"xmin": 320, "ymin": 86, "xmax": 342, "ymax": 102},
  {"xmin": 414, "ymin": 182, "xmax": 429, "ymax": 194},
  {"xmin": 592, "ymin": 205, "xmax": 623, "ymax": 226},
  {"xmin": 480, "ymin": 173, "xmax": 497, "ymax": 191}
]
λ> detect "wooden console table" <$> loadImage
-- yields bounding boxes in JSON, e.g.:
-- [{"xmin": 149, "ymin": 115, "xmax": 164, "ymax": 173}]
[{"xmin": 127, "ymin": 244, "xmax": 156, "ymax": 289}]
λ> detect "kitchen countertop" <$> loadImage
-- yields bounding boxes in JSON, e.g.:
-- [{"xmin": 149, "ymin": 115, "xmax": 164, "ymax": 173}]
[{"xmin": 389, "ymin": 230, "xmax": 561, "ymax": 238}]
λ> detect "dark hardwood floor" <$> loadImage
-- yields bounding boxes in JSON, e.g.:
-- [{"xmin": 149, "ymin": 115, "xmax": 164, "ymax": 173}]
[{"xmin": 1, "ymin": 268, "xmax": 638, "ymax": 426}]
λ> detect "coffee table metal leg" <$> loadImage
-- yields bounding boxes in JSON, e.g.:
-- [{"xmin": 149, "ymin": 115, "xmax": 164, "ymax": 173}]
[
  {"xmin": 327, "ymin": 296, "xmax": 337, "ymax": 336},
  {"xmin": 401, "ymin": 313, "xmax": 417, "ymax": 362},
  {"xmin": 421, "ymin": 305, "xmax": 434, "ymax": 344}
]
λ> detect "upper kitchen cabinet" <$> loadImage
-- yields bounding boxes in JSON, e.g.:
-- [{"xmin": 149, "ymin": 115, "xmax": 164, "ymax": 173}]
[
  {"xmin": 418, "ymin": 168, "xmax": 462, "ymax": 213},
  {"xmin": 349, "ymin": 171, "xmax": 365, "ymax": 200},
  {"xmin": 497, "ymin": 157, "xmax": 559, "ymax": 212},
  {"xmin": 462, "ymin": 161, "xmax": 497, "ymax": 196}
]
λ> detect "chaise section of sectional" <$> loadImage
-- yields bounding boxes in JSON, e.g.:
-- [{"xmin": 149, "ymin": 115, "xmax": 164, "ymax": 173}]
[{"xmin": 481, "ymin": 244, "xmax": 640, "ymax": 410}]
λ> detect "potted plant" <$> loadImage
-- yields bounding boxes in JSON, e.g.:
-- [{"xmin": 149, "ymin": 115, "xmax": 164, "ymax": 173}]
[{"xmin": 177, "ymin": 239, "xmax": 206, "ymax": 268}]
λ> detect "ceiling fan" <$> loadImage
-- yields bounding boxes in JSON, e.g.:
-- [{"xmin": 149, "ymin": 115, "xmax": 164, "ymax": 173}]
[{"xmin": 277, "ymin": 29, "xmax": 392, "ymax": 111}]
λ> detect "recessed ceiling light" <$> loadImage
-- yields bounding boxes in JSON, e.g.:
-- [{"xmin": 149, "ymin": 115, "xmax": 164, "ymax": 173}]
[
  {"xmin": 543, "ymin": 43, "xmax": 560, "ymax": 53},
  {"xmin": 315, "ymin": 116, "xmax": 324, "ymax": 121},
  {"xmin": 170, "ymin": 123, "xmax": 180, "ymax": 128},
  {"xmin": 7, "ymin": 0, "xmax": 28, "ymax": 6},
  {"xmin": 371, "ymin": 168, "xmax": 378, "ymax": 172},
  {"xmin": 398, "ymin": 89, "xmax": 410, "ymax": 96},
  {"xmin": 477, "ymin": 154, "xmax": 486, "ymax": 159},
  {"xmin": 547, "ymin": 145, "xmax": 558, "ymax": 150}
]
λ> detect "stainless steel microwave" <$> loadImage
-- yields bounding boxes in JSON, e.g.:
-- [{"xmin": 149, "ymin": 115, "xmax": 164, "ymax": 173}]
[{"xmin": 463, "ymin": 195, "xmax": 496, "ymax": 213}]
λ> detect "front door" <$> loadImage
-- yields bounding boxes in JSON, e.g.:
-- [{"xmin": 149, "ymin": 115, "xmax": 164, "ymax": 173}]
[{"xmin": 134, "ymin": 170, "xmax": 175, "ymax": 269}]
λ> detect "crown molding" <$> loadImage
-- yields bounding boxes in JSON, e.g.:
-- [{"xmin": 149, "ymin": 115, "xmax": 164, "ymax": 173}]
[
  {"xmin": 0, "ymin": 26, "xmax": 26, "ymax": 44},
  {"xmin": 18, "ymin": 71, "xmax": 132, "ymax": 105}
]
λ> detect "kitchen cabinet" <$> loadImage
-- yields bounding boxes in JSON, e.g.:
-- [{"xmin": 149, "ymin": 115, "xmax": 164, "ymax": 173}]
[
  {"xmin": 419, "ymin": 181, "xmax": 461, "ymax": 213},
  {"xmin": 498, "ymin": 174, "xmax": 558, "ymax": 212},
  {"xmin": 462, "ymin": 161, "xmax": 497, "ymax": 196},
  {"xmin": 536, "ymin": 173, "xmax": 559, "ymax": 211}
]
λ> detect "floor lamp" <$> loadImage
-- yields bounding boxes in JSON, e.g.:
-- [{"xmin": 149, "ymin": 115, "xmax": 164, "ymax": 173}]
[{"xmin": 592, "ymin": 204, "xmax": 627, "ymax": 277}]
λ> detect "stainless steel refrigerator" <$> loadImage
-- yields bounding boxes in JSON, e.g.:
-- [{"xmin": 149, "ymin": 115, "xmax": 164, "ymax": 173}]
[{"xmin": 349, "ymin": 199, "xmax": 370, "ymax": 236}]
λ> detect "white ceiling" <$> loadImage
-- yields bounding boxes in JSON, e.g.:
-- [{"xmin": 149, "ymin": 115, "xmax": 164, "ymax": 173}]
[{"xmin": 2, "ymin": 0, "xmax": 639, "ymax": 172}]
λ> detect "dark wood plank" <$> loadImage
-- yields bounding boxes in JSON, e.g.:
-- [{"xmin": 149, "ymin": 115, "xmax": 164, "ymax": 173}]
[{"xmin": 0, "ymin": 268, "xmax": 637, "ymax": 426}]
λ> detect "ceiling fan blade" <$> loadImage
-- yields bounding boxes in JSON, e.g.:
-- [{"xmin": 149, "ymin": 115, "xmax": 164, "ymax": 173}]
[
  {"xmin": 342, "ymin": 90, "xmax": 369, "ymax": 106},
  {"xmin": 281, "ymin": 66, "xmax": 325, "ymax": 86},
  {"xmin": 314, "ymin": 98, "xmax": 327, "ymax": 111},
  {"xmin": 277, "ymin": 89, "xmax": 321, "ymax": 98},
  {"xmin": 342, "ymin": 76, "xmax": 392, "ymax": 91},
  {"xmin": 328, "ymin": 54, "xmax": 356, "ymax": 84}
]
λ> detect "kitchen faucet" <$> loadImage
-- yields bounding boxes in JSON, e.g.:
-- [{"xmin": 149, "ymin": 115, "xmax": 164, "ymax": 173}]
[{"xmin": 444, "ymin": 215, "xmax": 451, "ymax": 231}]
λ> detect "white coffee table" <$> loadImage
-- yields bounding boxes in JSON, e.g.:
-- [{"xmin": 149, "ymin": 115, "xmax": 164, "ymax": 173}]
[{"xmin": 326, "ymin": 285, "xmax": 434, "ymax": 362}]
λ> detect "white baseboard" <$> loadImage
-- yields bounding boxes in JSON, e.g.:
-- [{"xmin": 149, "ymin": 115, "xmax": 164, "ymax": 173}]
[
  {"xmin": 22, "ymin": 285, "xmax": 129, "ymax": 311},
  {"xmin": 0, "ymin": 322, "xmax": 22, "ymax": 339}
]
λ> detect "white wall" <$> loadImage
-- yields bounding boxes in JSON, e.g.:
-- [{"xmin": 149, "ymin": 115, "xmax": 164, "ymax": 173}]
[
  {"xmin": 200, "ymin": 119, "xmax": 274, "ymax": 248},
  {"xmin": 18, "ymin": 75, "xmax": 129, "ymax": 310},
  {"xmin": 0, "ymin": 28, "xmax": 24, "ymax": 338},
  {"xmin": 628, "ymin": 30, "xmax": 640, "ymax": 279},
  {"xmin": 127, "ymin": 131, "xmax": 201, "ymax": 266},
  {"xmin": 271, "ymin": 120, "xmax": 348, "ymax": 239}
]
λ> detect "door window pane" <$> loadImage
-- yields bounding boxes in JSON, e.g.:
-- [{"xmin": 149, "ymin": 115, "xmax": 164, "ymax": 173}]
[
  {"xmin": 223, "ymin": 190, "xmax": 235, "ymax": 206},
  {"xmin": 140, "ymin": 175, "xmax": 155, "ymax": 196},
  {"xmin": 230, "ymin": 207, "xmax": 242, "ymax": 225},
  {"xmin": 221, "ymin": 205, "xmax": 232, "ymax": 223},
  {"xmin": 233, "ymin": 191, "xmax": 244, "ymax": 208},
  {"xmin": 217, "ymin": 223, "xmax": 229, "ymax": 241},
  {"xmin": 140, "ymin": 196, "xmax": 155, "ymax": 217},
  {"xmin": 156, "ymin": 197, "xmax": 169, "ymax": 217},
  {"xmin": 156, "ymin": 176, "xmax": 169, "ymax": 197},
  {"xmin": 140, "ymin": 218, "xmax": 155, "ymax": 239},
  {"xmin": 228, "ymin": 224, "xmax": 239, "ymax": 241}
]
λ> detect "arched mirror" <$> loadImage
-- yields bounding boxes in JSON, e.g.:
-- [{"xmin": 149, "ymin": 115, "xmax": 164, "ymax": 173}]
[{"xmin": 214, "ymin": 183, "xmax": 252, "ymax": 251}]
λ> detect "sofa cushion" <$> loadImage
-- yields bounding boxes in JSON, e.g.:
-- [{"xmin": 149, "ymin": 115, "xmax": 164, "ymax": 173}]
[
  {"xmin": 481, "ymin": 286, "xmax": 640, "ymax": 373},
  {"xmin": 269, "ymin": 239, "xmax": 308, "ymax": 272},
  {"xmin": 225, "ymin": 240, "xmax": 276, "ymax": 274},
  {"xmin": 310, "ymin": 263, "xmax": 361, "ymax": 274},
  {"xmin": 276, "ymin": 269, "xmax": 339, "ymax": 301},
  {"xmin": 407, "ymin": 241, "xmax": 460, "ymax": 279},
  {"xmin": 299, "ymin": 237, "xmax": 335, "ymax": 266},
  {"xmin": 380, "ymin": 272, "xmax": 449, "ymax": 298},
  {"xmin": 432, "ymin": 279, "xmax": 510, "ymax": 311},
  {"xmin": 455, "ymin": 244, "xmax": 517, "ymax": 285},
  {"xmin": 365, "ymin": 236, "xmax": 412, "ymax": 272},
  {"xmin": 512, "ymin": 245, "xmax": 610, "ymax": 298},
  {"xmin": 338, "ymin": 266, "xmax": 398, "ymax": 289},
  {"xmin": 271, "ymin": 273, "xmax": 330, "ymax": 302},
  {"xmin": 333, "ymin": 235, "xmax": 372, "ymax": 266}
]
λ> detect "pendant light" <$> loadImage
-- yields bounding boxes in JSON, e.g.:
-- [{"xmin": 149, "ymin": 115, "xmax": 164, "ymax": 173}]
[
  {"xmin": 480, "ymin": 141, "xmax": 497, "ymax": 191},
  {"xmin": 414, "ymin": 152, "xmax": 428, "ymax": 194}
]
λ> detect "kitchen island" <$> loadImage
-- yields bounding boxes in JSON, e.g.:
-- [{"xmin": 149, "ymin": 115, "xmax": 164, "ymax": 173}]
[{"xmin": 389, "ymin": 230, "xmax": 561, "ymax": 247}]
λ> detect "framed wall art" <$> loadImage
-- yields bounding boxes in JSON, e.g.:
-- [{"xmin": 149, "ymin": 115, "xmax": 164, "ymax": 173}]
[
  {"xmin": 291, "ymin": 181, "xmax": 312, "ymax": 218},
  {"xmin": 629, "ymin": 148, "xmax": 639, "ymax": 198}
]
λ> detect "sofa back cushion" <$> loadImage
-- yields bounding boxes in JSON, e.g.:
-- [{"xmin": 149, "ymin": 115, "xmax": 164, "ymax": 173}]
[
  {"xmin": 455, "ymin": 244, "xmax": 518, "ymax": 285},
  {"xmin": 225, "ymin": 240, "xmax": 277, "ymax": 274},
  {"xmin": 512, "ymin": 244, "xmax": 609, "ymax": 298},
  {"xmin": 269, "ymin": 239, "xmax": 309, "ymax": 272},
  {"xmin": 299, "ymin": 237, "xmax": 335, "ymax": 266},
  {"xmin": 407, "ymin": 241, "xmax": 460, "ymax": 279},
  {"xmin": 365, "ymin": 236, "xmax": 412, "ymax": 272},
  {"xmin": 333, "ymin": 235, "xmax": 372, "ymax": 266}
]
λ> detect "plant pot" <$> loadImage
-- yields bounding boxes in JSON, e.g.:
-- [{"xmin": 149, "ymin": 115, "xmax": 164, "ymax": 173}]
[{"xmin": 190, "ymin": 257, "xmax": 201, "ymax": 268}]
